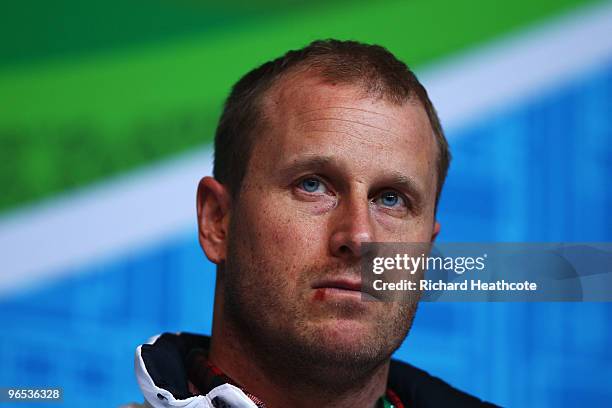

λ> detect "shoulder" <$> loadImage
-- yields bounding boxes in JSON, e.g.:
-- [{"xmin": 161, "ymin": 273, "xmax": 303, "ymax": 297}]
[{"xmin": 388, "ymin": 359, "xmax": 499, "ymax": 407}]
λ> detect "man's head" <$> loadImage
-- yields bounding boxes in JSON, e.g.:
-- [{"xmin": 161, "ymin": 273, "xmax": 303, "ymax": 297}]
[{"xmin": 197, "ymin": 39, "xmax": 450, "ymax": 385}]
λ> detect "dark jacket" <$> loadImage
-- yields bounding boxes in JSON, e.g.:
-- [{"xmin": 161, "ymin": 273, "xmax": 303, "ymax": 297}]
[{"xmin": 124, "ymin": 332, "xmax": 499, "ymax": 408}]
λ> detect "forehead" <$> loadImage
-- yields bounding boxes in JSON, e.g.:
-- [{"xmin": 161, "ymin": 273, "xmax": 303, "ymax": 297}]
[{"xmin": 263, "ymin": 72, "xmax": 433, "ymax": 148}]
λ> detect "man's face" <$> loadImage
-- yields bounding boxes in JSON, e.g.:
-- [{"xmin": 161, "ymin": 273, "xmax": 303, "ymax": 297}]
[{"xmin": 222, "ymin": 73, "xmax": 439, "ymax": 377}]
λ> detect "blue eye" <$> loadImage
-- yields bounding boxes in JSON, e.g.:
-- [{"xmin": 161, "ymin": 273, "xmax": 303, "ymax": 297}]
[
  {"xmin": 378, "ymin": 191, "xmax": 404, "ymax": 207},
  {"xmin": 300, "ymin": 178, "xmax": 323, "ymax": 193}
]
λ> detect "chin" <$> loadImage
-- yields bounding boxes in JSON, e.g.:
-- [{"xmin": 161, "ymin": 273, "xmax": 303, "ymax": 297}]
[{"xmin": 307, "ymin": 318, "xmax": 383, "ymax": 354}]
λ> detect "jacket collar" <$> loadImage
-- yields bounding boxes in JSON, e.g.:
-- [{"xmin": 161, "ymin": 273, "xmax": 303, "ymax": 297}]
[
  {"xmin": 134, "ymin": 332, "xmax": 408, "ymax": 408},
  {"xmin": 135, "ymin": 333, "xmax": 257, "ymax": 408}
]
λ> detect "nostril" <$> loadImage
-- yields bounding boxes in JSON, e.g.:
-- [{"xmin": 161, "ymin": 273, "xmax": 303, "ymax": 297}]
[{"xmin": 339, "ymin": 245, "xmax": 351, "ymax": 254}]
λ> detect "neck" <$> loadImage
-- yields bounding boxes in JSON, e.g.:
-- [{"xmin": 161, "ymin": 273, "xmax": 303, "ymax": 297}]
[{"xmin": 209, "ymin": 289, "xmax": 390, "ymax": 408}]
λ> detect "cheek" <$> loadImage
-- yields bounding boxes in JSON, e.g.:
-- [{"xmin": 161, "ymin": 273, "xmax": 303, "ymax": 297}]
[
  {"xmin": 369, "ymin": 207, "xmax": 435, "ymax": 242},
  {"xmin": 236, "ymin": 194, "xmax": 326, "ymax": 271},
  {"xmin": 291, "ymin": 189, "xmax": 337, "ymax": 216},
  {"xmin": 262, "ymin": 211, "xmax": 322, "ymax": 260}
]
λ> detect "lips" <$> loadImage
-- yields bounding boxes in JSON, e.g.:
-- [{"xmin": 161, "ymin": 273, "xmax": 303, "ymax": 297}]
[
  {"xmin": 311, "ymin": 278, "xmax": 378, "ymax": 301},
  {"xmin": 312, "ymin": 278, "xmax": 362, "ymax": 292}
]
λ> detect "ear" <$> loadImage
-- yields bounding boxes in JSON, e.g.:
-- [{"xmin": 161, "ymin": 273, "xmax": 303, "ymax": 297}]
[
  {"xmin": 431, "ymin": 221, "xmax": 441, "ymax": 242},
  {"xmin": 196, "ymin": 176, "xmax": 231, "ymax": 264}
]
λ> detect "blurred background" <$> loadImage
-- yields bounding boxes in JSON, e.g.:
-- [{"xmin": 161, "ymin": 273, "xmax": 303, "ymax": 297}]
[{"xmin": 1, "ymin": 0, "xmax": 611, "ymax": 406}]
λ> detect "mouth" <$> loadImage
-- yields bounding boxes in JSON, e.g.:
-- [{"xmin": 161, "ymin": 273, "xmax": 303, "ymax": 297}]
[{"xmin": 311, "ymin": 278, "xmax": 378, "ymax": 301}]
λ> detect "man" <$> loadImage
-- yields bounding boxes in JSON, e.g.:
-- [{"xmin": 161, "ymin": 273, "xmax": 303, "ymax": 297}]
[{"xmin": 127, "ymin": 40, "xmax": 496, "ymax": 407}]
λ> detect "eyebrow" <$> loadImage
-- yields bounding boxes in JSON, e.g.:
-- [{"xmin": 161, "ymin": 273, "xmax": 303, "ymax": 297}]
[{"xmin": 278, "ymin": 155, "xmax": 336, "ymax": 176}]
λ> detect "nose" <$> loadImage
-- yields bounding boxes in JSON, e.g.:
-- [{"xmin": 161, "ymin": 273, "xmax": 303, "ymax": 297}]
[{"xmin": 329, "ymin": 194, "xmax": 374, "ymax": 260}]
